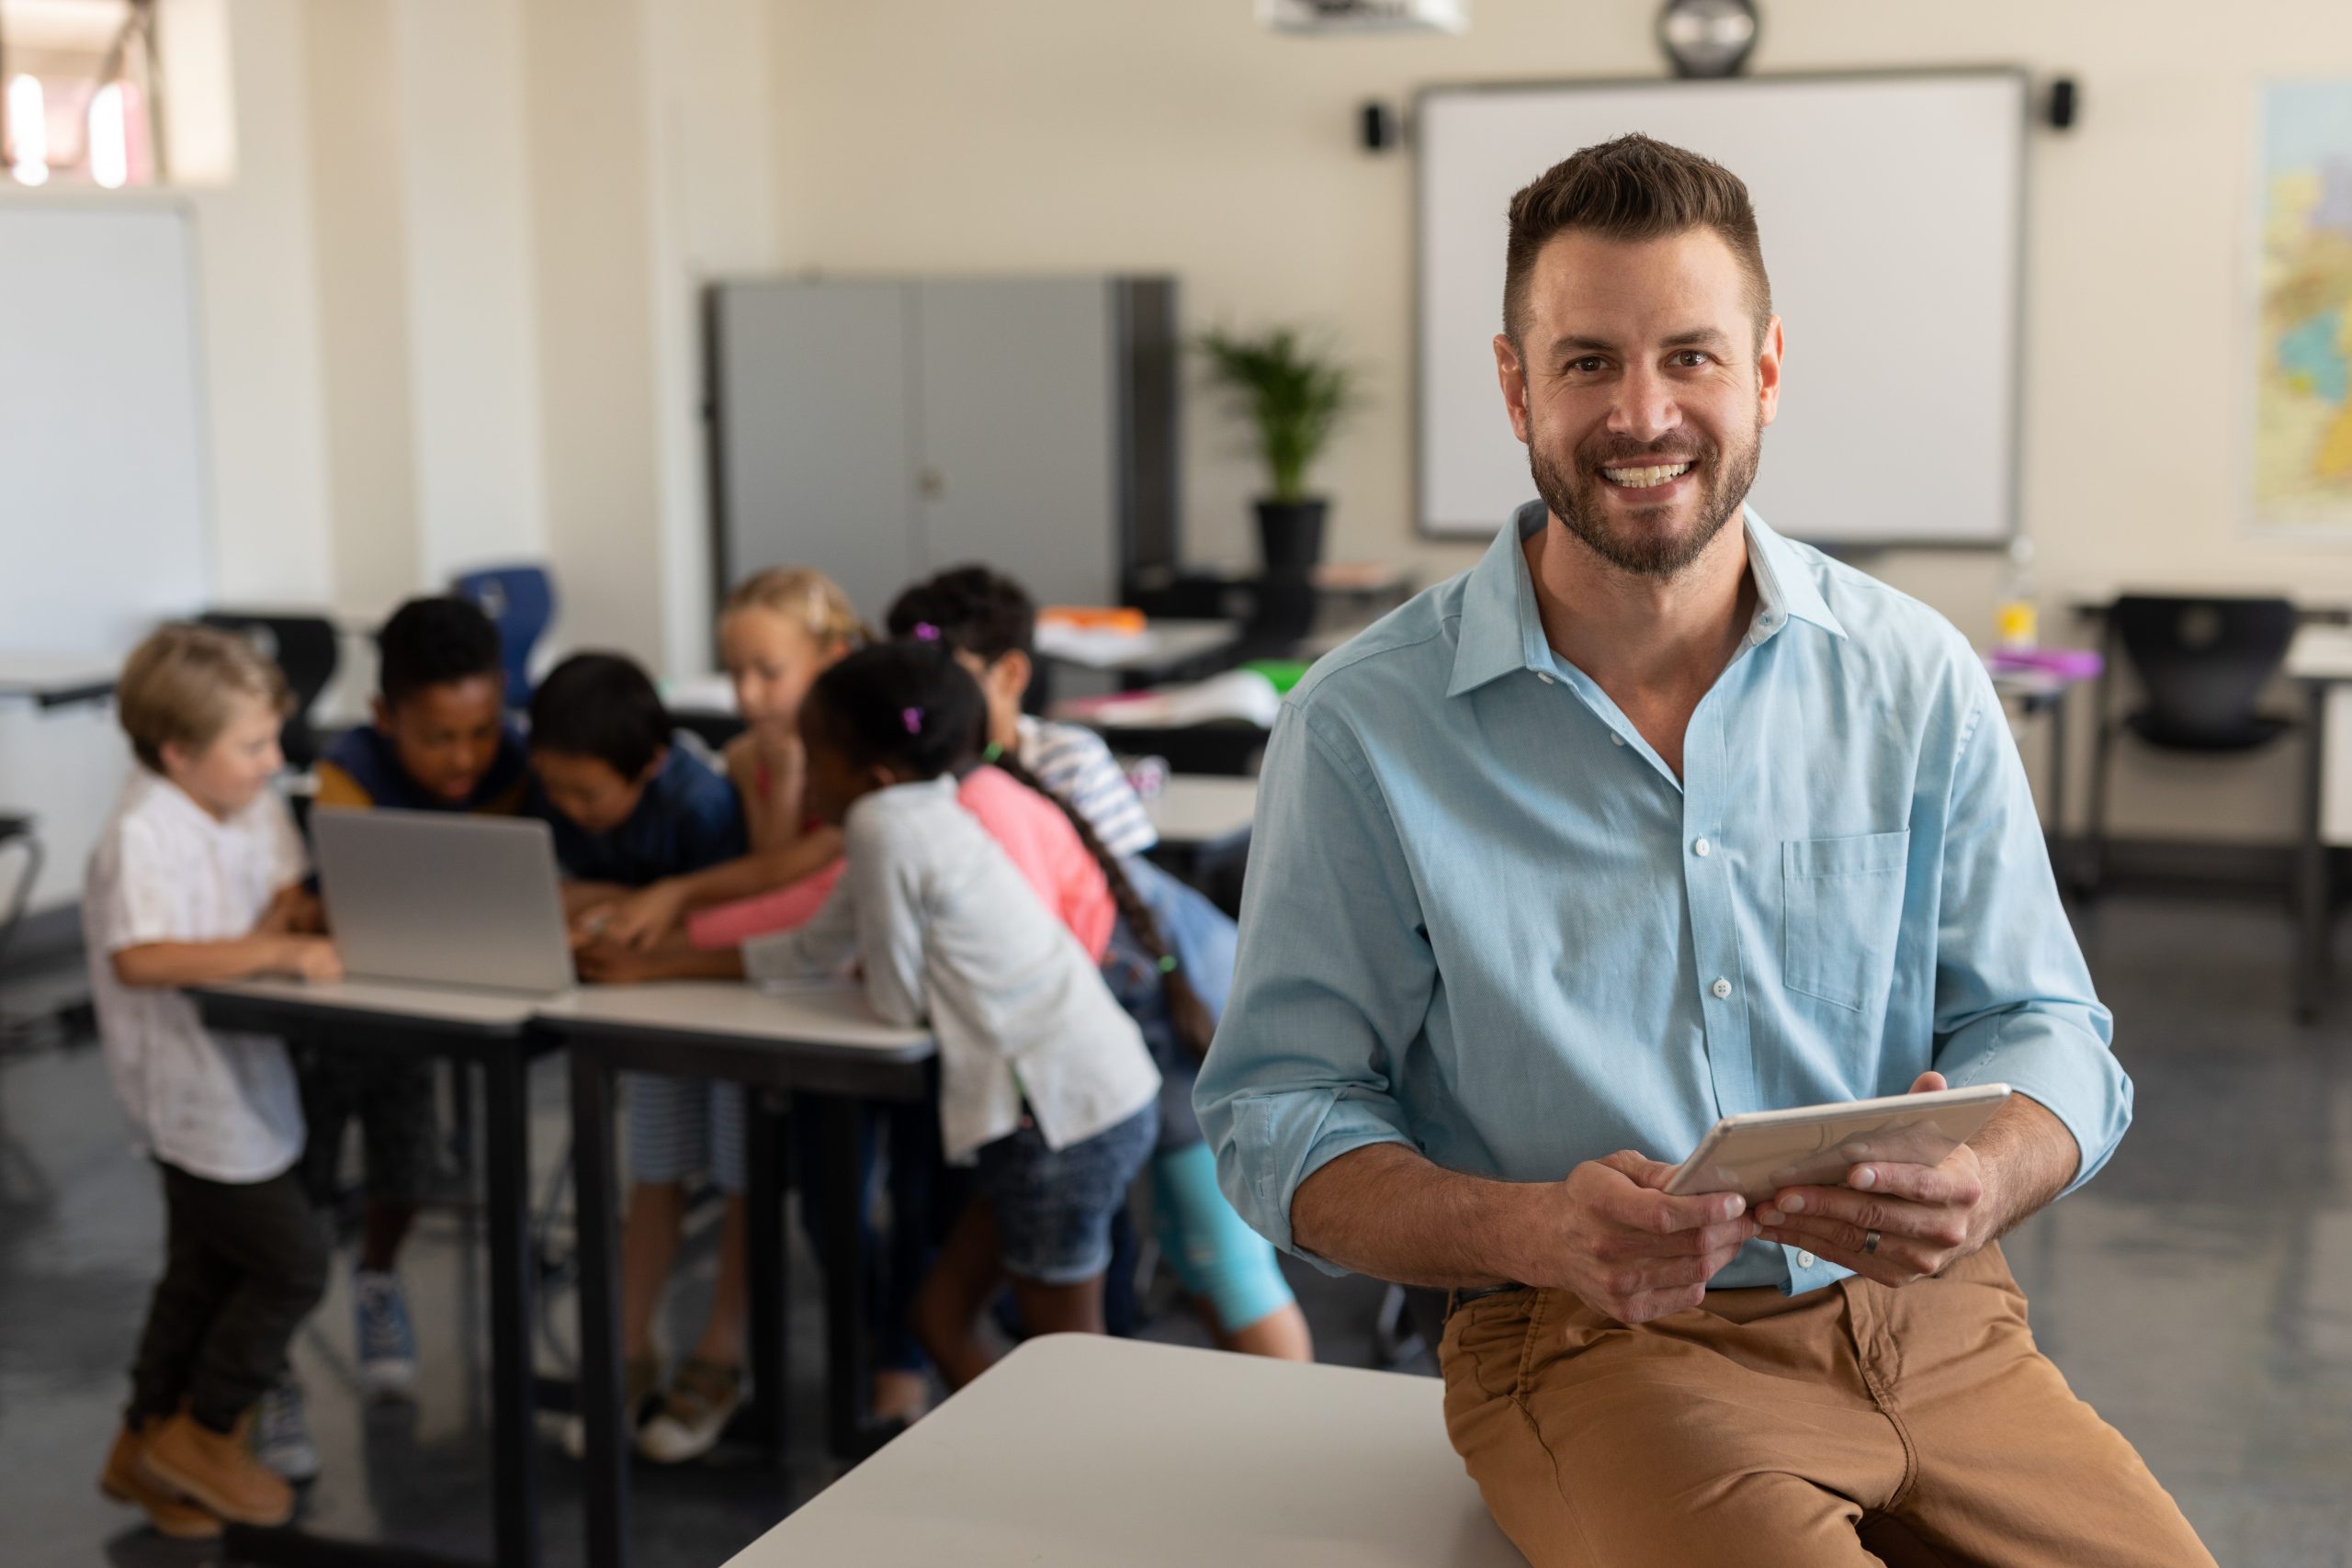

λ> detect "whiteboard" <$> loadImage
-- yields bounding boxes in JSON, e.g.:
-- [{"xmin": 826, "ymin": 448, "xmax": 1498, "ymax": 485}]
[
  {"xmin": 0, "ymin": 200, "xmax": 211, "ymax": 654},
  {"xmin": 1417, "ymin": 72, "xmax": 2027, "ymax": 547}
]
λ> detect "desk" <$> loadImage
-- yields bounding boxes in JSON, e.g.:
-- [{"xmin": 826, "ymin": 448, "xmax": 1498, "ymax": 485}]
[
  {"xmin": 723, "ymin": 1334, "xmax": 1521, "ymax": 1568},
  {"xmin": 2289, "ymin": 626, "xmax": 2352, "ymax": 1020},
  {"xmin": 0, "ymin": 652, "xmax": 119, "ymax": 709},
  {"xmin": 1036, "ymin": 617, "xmax": 1245, "ymax": 697},
  {"xmin": 539, "ymin": 980, "xmax": 933, "ymax": 1568},
  {"xmin": 188, "ymin": 978, "xmax": 551, "ymax": 1568},
  {"xmin": 1146, "ymin": 775, "xmax": 1257, "ymax": 888}
]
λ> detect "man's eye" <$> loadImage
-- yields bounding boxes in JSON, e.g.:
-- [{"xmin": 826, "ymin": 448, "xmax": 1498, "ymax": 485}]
[
  {"xmin": 1567, "ymin": 356, "xmax": 1606, "ymax": 375},
  {"xmin": 1672, "ymin": 350, "xmax": 1711, "ymax": 368}
]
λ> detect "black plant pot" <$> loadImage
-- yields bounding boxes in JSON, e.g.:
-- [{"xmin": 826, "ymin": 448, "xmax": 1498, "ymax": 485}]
[{"xmin": 1255, "ymin": 498, "xmax": 1329, "ymax": 576}]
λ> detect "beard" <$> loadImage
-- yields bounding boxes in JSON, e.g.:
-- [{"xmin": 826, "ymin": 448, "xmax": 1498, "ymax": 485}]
[{"xmin": 1530, "ymin": 414, "xmax": 1762, "ymax": 580}]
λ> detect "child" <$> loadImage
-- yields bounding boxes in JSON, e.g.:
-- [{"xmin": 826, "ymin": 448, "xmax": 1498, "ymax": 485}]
[
  {"xmin": 887, "ymin": 567, "xmax": 1313, "ymax": 1362},
  {"xmin": 306, "ymin": 595, "xmax": 528, "ymax": 1397},
  {"xmin": 526, "ymin": 653, "xmax": 757, "ymax": 1463},
  {"xmin": 86, "ymin": 625, "xmax": 341, "ymax": 1539},
  {"xmin": 741, "ymin": 642, "xmax": 1160, "ymax": 1388},
  {"xmin": 583, "ymin": 568, "xmax": 862, "ymax": 951}
]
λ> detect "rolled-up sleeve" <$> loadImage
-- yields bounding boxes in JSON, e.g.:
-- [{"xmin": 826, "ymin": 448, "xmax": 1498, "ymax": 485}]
[
  {"xmin": 1193, "ymin": 703, "xmax": 1435, "ymax": 1271},
  {"xmin": 1930, "ymin": 671, "xmax": 2129, "ymax": 1195}
]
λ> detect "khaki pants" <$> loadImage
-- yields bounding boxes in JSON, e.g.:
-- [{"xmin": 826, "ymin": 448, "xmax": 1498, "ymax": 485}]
[{"xmin": 1440, "ymin": 1245, "xmax": 2215, "ymax": 1568}]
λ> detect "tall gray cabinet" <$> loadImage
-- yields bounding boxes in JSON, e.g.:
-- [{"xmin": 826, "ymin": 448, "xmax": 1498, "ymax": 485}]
[{"xmin": 706, "ymin": 276, "xmax": 1179, "ymax": 629}]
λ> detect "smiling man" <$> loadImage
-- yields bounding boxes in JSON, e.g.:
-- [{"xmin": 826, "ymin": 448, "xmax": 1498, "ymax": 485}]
[{"xmin": 1194, "ymin": 136, "xmax": 2214, "ymax": 1566}]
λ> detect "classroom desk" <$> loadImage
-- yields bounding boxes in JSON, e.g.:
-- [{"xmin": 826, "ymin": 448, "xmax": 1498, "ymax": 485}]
[
  {"xmin": 0, "ymin": 652, "xmax": 119, "ymax": 709},
  {"xmin": 722, "ymin": 1334, "xmax": 1521, "ymax": 1568},
  {"xmin": 188, "ymin": 978, "xmax": 554, "ymax": 1568},
  {"xmin": 538, "ymin": 980, "xmax": 933, "ymax": 1568},
  {"xmin": 2289, "ymin": 625, "xmax": 2352, "ymax": 1021},
  {"xmin": 1145, "ymin": 774, "xmax": 1258, "ymax": 888}
]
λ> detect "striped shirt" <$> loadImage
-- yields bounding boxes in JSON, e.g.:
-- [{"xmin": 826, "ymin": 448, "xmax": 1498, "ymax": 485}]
[{"xmin": 1016, "ymin": 716, "xmax": 1158, "ymax": 857}]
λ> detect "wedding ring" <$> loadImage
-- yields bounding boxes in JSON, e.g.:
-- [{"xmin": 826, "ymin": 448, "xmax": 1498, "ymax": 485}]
[{"xmin": 1863, "ymin": 1229, "xmax": 1882, "ymax": 1256}]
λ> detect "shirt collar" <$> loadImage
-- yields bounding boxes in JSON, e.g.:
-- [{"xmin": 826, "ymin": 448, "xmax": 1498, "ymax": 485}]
[{"xmin": 1446, "ymin": 500, "xmax": 1846, "ymax": 699}]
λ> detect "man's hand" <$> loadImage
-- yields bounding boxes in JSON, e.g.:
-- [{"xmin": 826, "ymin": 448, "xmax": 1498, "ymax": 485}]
[
  {"xmin": 1524, "ymin": 1151, "xmax": 1760, "ymax": 1325},
  {"xmin": 280, "ymin": 936, "xmax": 344, "ymax": 986},
  {"xmin": 1756, "ymin": 1072, "xmax": 2003, "ymax": 1287},
  {"xmin": 596, "ymin": 880, "xmax": 691, "ymax": 951}
]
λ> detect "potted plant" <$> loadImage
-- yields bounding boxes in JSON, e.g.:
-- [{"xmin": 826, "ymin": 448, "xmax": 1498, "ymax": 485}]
[{"xmin": 1196, "ymin": 326, "xmax": 1358, "ymax": 576}]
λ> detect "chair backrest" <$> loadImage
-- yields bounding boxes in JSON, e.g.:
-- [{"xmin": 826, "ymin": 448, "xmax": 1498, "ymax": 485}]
[
  {"xmin": 2110, "ymin": 595, "xmax": 2296, "ymax": 742},
  {"xmin": 449, "ymin": 565, "xmax": 556, "ymax": 705},
  {"xmin": 198, "ymin": 611, "xmax": 342, "ymax": 768}
]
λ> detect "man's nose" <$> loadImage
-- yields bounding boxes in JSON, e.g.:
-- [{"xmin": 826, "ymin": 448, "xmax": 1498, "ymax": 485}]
[{"xmin": 1607, "ymin": 364, "xmax": 1680, "ymax": 445}]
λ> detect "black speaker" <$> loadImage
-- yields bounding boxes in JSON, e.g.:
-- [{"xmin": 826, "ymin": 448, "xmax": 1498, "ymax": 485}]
[
  {"xmin": 1361, "ymin": 100, "xmax": 1399, "ymax": 152},
  {"xmin": 2048, "ymin": 77, "xmax": 2079, "ymax": 130}
]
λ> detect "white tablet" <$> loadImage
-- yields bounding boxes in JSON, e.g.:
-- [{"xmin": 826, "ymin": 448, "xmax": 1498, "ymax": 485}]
[{"xmin": 1663, "ymin": 1084, "xmax": 2012, "ymax": 1203}]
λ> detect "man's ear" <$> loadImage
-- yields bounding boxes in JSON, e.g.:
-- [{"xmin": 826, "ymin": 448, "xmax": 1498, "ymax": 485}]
[
  {"xmin": 1756, "ymin": 314, "xmax": 1784, "ymax": 429},
  {"xmin": 1493, "ymin": 333, "xmax": 1533, "ymax": 446},
  {"xmin": 639, "ymin": 744, "xmax": 670, "ymax": 787}
]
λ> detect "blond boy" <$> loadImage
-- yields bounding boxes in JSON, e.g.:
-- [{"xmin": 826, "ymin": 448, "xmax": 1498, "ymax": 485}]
[{"xmin": 86, "ymin": 624, "xmax": 340, "ymax": 1540}]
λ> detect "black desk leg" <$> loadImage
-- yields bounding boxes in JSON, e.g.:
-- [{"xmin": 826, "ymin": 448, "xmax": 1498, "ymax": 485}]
[
  {"xmin": 816, "ymin": 1095, "xmax": 871, "ymax": 1460},
  {"xmin": 2045, "ymin": 690, "xmax": 2071, "ymax": 888},
  {"xmin": 2298, "ymin": 682, "xmax": 2331, "ymax": 1023},
  {"xmin": 571, "ymin": 1055, "xmax": 629, "ymax": 1568},
  {"xmin": 745, "ymin": 1090, "xmax": 789, "ymax": 1461},
  {"xmin": 485, "ymin": 1051, "xmax": 542, "ymax": 1568}
]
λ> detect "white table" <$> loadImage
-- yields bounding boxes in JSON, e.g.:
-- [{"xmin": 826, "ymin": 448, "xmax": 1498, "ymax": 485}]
[
  {"xmin": 1147, "ymin": 774, "xmax": 1257, "ymax": 852},
  {"xmin": 1036, "ymin": 617, "xmax": 1243, "ymax": 679},
  {"xmin": 539, "ymin": 979, "xmax": 935, "ymax": 1568},
  {"xmin": 189, "ymin": 976, "xmax": 554, "ymax": 1568},
  {"xmin": 0, "ymin": 652, "xmax": 119, "ymax": 708},
  {"xmin": 726, "ymin": 1334, "xmax": 1522, "ymax": 1568}
]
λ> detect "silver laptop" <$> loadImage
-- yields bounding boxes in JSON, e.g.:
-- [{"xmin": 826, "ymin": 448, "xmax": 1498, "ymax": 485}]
[{"xmin": 311, "ymin": 808, "xmax": 575, "ymax": 996}]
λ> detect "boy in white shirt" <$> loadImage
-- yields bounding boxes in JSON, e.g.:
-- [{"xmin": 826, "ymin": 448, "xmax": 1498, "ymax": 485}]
[{"xmin": 85, "ymin": 625, "xmax": 342, "ymax": 1540}]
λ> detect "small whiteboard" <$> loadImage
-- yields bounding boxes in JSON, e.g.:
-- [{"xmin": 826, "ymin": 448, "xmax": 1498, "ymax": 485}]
[
  {"xmin": 1417, "ymin": 71, "xmax": 2027, "ymax": 547},
  {"xmin": 0, "ymin": 200, "xmax": 211, "ymax": 653}
]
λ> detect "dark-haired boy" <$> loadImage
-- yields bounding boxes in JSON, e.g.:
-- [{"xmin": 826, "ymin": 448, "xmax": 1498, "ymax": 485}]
[
  {"xmin": 528, "ymin": 653, "xmax": 754, "ymax": 1461},
  {"xmin": 303, "ymin": 595, "xmax": 528, "ymax": 1400}
]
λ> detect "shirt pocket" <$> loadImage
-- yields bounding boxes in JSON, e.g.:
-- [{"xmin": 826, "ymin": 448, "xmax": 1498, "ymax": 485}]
[{"xmin": 1781, "ymin": 829, "xmax": 1912, "ymax": 1011}]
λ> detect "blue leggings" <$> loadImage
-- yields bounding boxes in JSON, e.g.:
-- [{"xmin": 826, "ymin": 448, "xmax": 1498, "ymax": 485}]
[{"xmin": 1148, "ymin": 1141, "xmax": 1295, "ymax": 1335}]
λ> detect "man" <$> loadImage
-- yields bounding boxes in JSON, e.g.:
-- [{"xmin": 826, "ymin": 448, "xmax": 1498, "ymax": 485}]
[{"xmin": 1194, "ymin": 135, "xmax": 2213, "ymax": 1566}]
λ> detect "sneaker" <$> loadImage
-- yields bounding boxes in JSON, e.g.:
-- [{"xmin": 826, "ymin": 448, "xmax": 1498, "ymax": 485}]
[
  {"xmin": 254, "ymin": 1375, "xmax": 321, "ymax": 1483},
  {"xmin": 98, "ymin": 1422, "xmax": 222, "ymax": 1541},
  {"xmin": 138, "ymin": 1410, "xmax": 294, "ymax": 1529},
  {"xmin": 560, "ymin": 1351, "xmax": 662, "ymax": 1461},
  {"xmin": 634, "ymin": 1358, "xmax": 743, "ymax": 1464},
  {"xmin": 355, "ymin": 1269, "xmax": 418, "ymax": 1398}
]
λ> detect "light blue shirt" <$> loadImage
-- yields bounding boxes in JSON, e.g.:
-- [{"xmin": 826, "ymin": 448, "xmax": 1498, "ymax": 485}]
[{"xmin": 1194, "ymin": 502, "xmax": 2126, "ymax": 1295}]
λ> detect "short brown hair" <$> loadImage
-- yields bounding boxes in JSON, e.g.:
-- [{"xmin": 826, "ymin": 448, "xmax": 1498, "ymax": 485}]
[
  {"xmin": 117, "ymin": 623, "xmax": 291, "ymax": 773},
  {"xmin": 1502, "ymin": 133, "xmax": 1772, "ymax": 347}
]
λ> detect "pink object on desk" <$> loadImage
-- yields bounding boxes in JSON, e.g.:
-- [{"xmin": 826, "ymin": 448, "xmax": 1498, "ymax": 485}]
[{"xmin": 1985, "ymin": 647, "xmax": 2104, "ymax": 682}]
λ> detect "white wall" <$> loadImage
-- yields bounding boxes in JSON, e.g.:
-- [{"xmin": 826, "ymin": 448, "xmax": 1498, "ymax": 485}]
[{"xmin": 770, "ymin": 0, "xmax": 2352, "ymax": 844}]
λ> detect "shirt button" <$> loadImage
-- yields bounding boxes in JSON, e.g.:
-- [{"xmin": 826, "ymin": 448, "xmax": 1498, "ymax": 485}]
[
  {"xmin": 1797, "ymin": 1250, "xmax": 1818, "ymax": 1269},
  {"xmin": 1693, "ymin": 838, "xmax": 1712, "ymax": 857},
  {"xmin": 1610, "ymin": 733, "xmax": 1626, "ymax": 747},
  {"xmin": 1536, "ymin": 672, "xmax": 1554, "ymax": 684},
  {"xmin": 1710, "ymin": 977, "xmax": 1732, "ymax": 999}
]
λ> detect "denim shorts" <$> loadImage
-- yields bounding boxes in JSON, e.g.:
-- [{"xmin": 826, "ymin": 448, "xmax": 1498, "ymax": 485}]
[{"xmin": 973, "ymin": 1101, "xmax": 1157, "ymax": 1285}]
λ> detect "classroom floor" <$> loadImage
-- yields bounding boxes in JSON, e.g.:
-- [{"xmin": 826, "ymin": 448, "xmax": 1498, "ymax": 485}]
[{"xmin": 3, "ymin": 884, "xmax": 2348, "ymax": 1568}]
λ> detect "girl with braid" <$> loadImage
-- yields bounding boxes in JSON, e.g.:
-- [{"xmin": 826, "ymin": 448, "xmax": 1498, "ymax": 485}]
[
  {"xmin": 886, "ymin": 568, "xmax": 1313, "ymax": 1363},
  {"xmin": 739, "ymin": 642, "xmax": 1160, "ymax": 1384}
]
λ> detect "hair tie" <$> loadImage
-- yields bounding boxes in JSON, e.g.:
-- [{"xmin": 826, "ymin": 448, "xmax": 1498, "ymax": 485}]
[
  {"xmin": 1158, "ymin": 954, "xmax": 1179, "ymax": 974},
  {"xmin": 912, "ymin": 622, "xmax": 941, "ymax": 642},
  {"xmin": 982, "ymin": 741, "xmax": 1003, "ymax": 763},
  {"xmin": 902, "ymin": 706, "xmax": 924, "ymax": 735}
]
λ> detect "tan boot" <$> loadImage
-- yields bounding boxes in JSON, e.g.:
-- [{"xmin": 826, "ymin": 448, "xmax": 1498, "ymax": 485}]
[
  {"xmin": 98, "ymin": 1424, "xmax": 224, "ymax": 1541},
  {"xmin": 139, "ymin": 1409, "xmax": 295, "ymax": 1528}
]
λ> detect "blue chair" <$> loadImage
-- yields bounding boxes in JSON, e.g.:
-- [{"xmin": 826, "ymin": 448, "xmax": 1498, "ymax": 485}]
[
  {"xmin": 450, "ymin": 566, "xmax": 556, "ymax": 705},
  {"xmin": 199, "ymin": 611, "xmax": 341, "ymax": 770}
]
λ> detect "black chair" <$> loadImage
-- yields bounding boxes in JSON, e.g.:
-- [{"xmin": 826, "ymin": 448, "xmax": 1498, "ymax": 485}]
[
  {"xmin": 2080, "ymin": 595, "xmax": 2298, "ymax": 894},
  {"xmin": 0, "ymin": 814, "xmax": 41, "ymax": 979},
  {"xmin": 198, "ymin": 612, "xmax": 341, "ymax": 770}
]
